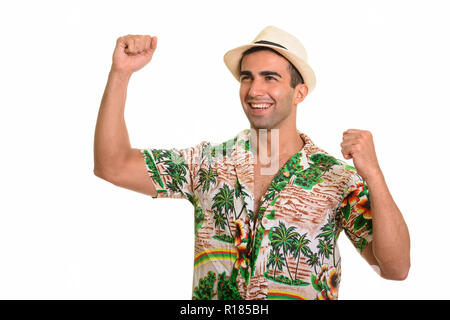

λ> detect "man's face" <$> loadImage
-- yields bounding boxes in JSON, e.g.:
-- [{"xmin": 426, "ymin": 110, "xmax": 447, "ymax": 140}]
[{"xmin": 239, "ymin": 50, "xmax": 299, "ymax": 130}]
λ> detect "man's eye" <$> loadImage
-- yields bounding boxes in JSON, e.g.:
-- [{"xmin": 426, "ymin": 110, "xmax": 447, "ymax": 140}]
[{"xmin": 266, "ymin": 76, "xmax": 276, "ymax": 80}]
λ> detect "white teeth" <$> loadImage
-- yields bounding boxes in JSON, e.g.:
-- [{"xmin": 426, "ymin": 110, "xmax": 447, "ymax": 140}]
[{"xmin": 250, "ymin": 103, "xmax": 272, "ymax": 109}]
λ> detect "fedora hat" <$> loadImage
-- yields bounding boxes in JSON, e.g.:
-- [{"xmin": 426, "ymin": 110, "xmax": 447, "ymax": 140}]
[{"xmin": 223, "ymin": 25, "xmax": 316, "ymax": 92}]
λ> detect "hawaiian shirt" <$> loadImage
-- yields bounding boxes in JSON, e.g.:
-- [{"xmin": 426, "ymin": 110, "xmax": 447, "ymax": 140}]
[{"xmin": 140, "ymin": 129, "xmax": 372, "ymax": 300}]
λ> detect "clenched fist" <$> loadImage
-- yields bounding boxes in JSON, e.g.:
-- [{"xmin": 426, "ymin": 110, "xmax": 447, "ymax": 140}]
[{"xmin": 111, "ymin": 34, "xmax": 158, "ymax": 75}]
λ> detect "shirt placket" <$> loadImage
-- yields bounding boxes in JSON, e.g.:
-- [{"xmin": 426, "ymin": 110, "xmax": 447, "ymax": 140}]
[{"xmin": 232, "ymin": 134, "xmax": 256, "ymax": 297}]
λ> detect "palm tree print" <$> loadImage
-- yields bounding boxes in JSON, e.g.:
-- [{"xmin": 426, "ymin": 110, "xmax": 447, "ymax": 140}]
[
  {"xmin": 211, "ymin": 137, "xmax": 236, "ymax": 158},
  {"xmin": 267, "ymin": 247, "xmax": 285, "ymax": 278},
  {"xmin": 213, "ymin": 210, "xmax": 226, "ymax": 235},
  {"xmin": 148, "ymin": 149, "xmax": 190, "ymax": 195},
  {"xmin": 317, "ymin": 216, "xmax": 337, "ymax": 242},
  {"xmin": 317, "ymin": 215, "xmax": 339, "ymax": 266},
  {"xmin": 195, "ymin": 165, "xmax": 218, "ymax": 193},
  {"xmin": 307, "ymin": 252, "xmax": 320, "ymax": 275},
  {"xmin": 265, "ymin": 222, "xmax": 310, "ymax": 287},
  {"xmin": 317, "ymin": 239, "xmax": 333, "ymax": 265},
  {"xmin": 269, "ymin": 222, "xmax": 298, "ymax": 281},
  {"xmin": 163, "ymin": 151, "xmax": 189, "ymax": 176},
  {"xmin": 151, "ymin": 149, "xmax": 169, "ymax": 162},
  {"xmin": 212, "ymin": 184, "xmax": 234, "ymax": 216},
  {"xmin": 264, "ymin": 175, "xmax": 288, "ymax": 203},
  {"xmin": 186, "ymin": 193, "xmax": 205, "ymax": 235},
  {"xmin": 200, "ymin": 143, "xmax": 214, "ymax": 167},
  {"xmin": 212, "ymin": 184, "xmax": 235, "ymax": 242},
  {"xmin": 234, "ymin": 178, "xmax": 248, "ymax": 199},
  {"xmin": 234, "ymin": 178, "xmax": 249, "ymax": 220},
  {"xmin": 166, "ymin": 166, "xmax": 188, "ymax": 193},
  {"xmin": 292, "ymin": 233, "xmax": 312, "ymax": 280}
]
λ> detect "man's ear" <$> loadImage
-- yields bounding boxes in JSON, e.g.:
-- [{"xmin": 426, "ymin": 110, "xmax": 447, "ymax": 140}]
[{"xmin": 294, "ymin": 84, "xmax": 308, "ymax": 104}]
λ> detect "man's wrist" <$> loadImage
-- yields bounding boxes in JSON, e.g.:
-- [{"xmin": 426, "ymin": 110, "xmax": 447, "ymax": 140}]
[
  {"xmin": 109, "ymin": 68, "xmax": 133, "ymax": 82},
  {"xmin": 364, "ymin": 169, "xmax": 385, "ymax": 187}
]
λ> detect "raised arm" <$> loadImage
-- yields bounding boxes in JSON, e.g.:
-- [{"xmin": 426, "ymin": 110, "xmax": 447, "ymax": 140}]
[{"xmin": 93, "ymin": 34, "xmax": 158, "ymax": 197}]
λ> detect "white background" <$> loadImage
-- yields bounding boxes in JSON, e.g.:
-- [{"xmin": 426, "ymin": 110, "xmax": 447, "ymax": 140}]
[{"xmin": 1, "ymin": 0, "xmax": 449, "ymax": 299}]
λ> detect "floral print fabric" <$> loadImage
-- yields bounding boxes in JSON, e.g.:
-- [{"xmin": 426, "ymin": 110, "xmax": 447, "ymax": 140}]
[{"xmin": 140, "ymin": 129, "xmax": 372, "ymax": 300}]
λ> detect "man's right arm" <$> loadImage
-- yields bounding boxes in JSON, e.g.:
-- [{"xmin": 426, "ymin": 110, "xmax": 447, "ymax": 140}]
[{"xmin": 93, "ymin": 35, "xmax": 158, "ymax": 197}]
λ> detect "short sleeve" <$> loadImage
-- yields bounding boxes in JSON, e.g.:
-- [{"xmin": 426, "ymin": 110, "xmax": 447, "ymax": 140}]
[
  {"xmin": 140, "ymin": 141, "xmax": 206, "ymax": 200},
  {"xmin": 337, "ymin": 172, "xmax": 373, "ymax": 253}
]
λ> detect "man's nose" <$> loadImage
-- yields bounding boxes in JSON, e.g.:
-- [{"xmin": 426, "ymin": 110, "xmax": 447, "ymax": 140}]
[{"xmin": 248, "ymin": 78, "xmax": 266, "ymax": 97}]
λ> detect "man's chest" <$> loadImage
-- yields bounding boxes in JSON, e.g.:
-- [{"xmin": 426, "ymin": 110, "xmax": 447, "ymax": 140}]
[
  {"xmin": 253, "ymin": 162, "xmax": 282, "ymax": 214},
  {"xmin": 253, "ymin": 176, "xmax": 275, "ymax": 213}
]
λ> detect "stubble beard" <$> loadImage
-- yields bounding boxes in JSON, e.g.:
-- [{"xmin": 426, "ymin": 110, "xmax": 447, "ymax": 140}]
[{"xmin": 247, "ymin": 103, "xmax": 293, "ymax": 131}]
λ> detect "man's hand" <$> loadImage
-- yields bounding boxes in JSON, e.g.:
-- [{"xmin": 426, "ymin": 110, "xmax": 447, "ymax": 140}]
[
  {"xmin": 340, "ymin": 129, "xmax": 382, "ymax": 181},
  {"xmin": 111, "ymin": 34, "xmax": 158, "ymax": 76}
]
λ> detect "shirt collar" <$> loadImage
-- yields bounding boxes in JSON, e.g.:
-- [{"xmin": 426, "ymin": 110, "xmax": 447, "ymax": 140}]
[
  {"xmin": 233, "ymin": 128, "xmax": 316, "ymax": 169},
  {"xmin": 231, "ymin": 128, "xmax": 317, "ymax": 209}
]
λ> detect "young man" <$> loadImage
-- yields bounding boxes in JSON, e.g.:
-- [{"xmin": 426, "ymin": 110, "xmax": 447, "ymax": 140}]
[{"xmin": 94, "ymin": 26, "xmax": 410, "ymax": 300}]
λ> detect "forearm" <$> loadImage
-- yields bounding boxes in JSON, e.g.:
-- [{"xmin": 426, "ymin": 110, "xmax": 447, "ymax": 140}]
[
  {"xmin": 94, "ymin": 70, "xmax": 133, "ymax": 178},
  {"xmin": 366, "ymin": 171, "xmax": 411, "ymax": 279}
]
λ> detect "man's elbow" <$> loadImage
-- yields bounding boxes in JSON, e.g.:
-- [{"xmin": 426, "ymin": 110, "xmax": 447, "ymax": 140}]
[
  {"xmin": 93, "ymin": 166, "xmax": 116, "ymax": 182},
  {"xmin": 94, "ymin": 167, "xmax": 107, "ymax": 180},
  {"xmin": 380, "ymin": 264, "xmax": 410, "ymax": 281},
  {"xmin": 93, "ymin": 167, "xmax": 102, "ymax": 178}
]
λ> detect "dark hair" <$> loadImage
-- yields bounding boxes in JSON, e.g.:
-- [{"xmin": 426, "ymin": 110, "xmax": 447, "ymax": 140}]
[{"xmin": 239, "ymin": 46, "xmax": 304, "ymax": 89}]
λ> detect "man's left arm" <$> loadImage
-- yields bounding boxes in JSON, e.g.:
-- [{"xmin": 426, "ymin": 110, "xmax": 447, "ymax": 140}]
[{"xmin": 341, "ymin": 129, "xmax": 410, "ymax": 280}]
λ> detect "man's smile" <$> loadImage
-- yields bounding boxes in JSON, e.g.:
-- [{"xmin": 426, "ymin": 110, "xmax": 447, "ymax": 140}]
[
  {"xmin": 249, "ymin": 103, "xmax": 273, "ymax": 109},
  {"xmin": 246, "ymin": 100, "xmax": 275, "ymax": 116}
]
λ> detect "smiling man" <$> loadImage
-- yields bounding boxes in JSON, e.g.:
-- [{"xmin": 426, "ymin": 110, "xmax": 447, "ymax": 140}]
[{"xmin": 94, "ymin": 26, "xmax": 410, "ymax": 300}]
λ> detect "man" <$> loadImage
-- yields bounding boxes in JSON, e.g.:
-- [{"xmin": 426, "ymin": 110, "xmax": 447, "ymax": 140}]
[{"xmin": 94, "ymin": 26, "xmax": 410, "ymax": 300}]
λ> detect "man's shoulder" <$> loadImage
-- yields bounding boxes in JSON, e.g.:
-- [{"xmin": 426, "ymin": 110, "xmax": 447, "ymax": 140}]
[
  {"xmin": 205, "ymin": 129, "xmax": 248, "ymax": 158},
  {"xmin": 305, "ymin": 139, "xmax": 358, "ymax": 183},
  {"xmin": 183, "ymin": 130, "xmax": 246, "ymax": 166}
]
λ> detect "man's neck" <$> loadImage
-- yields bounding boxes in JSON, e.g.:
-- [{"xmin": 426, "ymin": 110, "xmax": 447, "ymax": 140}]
[{"xmin": 250, "ymin": 125, "xmax": 304, "ymax": 166}]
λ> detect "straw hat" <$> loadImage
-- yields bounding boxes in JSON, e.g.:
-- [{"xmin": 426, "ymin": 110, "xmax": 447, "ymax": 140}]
[{"xmin": 223, "ymin": 25, "xmax": 316, "ymax": 92}]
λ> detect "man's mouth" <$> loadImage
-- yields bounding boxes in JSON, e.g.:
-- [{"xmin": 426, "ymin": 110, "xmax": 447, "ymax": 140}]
[{"xmin": 249, "ymin": 103, "xmax": 273, "ymax": 109}]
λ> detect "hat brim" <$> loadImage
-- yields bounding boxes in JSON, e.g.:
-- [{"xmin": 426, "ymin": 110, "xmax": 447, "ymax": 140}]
[{"xmin": 223, "ymin": 43, "xmax": 316, "ymax": 93}]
